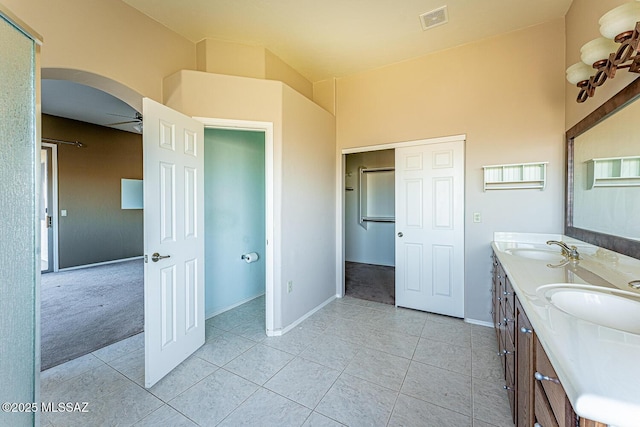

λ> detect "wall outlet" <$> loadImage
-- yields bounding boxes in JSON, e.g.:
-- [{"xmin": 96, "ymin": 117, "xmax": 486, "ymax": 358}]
[
  {"xmin": 287, "ymin": 281, "xmax": 293, "ymax": 293},
  {"xmin": 473, "ymin": 212, "xmax": 481, "ymax": 223}
]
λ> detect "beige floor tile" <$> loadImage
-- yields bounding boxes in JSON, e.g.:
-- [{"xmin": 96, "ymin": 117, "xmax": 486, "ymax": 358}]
[{"xmin": 40, "ymin": 296, "xmax": 513, "ymax": 427}]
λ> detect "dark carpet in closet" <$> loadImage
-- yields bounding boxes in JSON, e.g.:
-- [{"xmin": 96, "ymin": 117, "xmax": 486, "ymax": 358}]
[{"xmin": 345, "ymin": 261, "xmax": 395, "ymax": 305}]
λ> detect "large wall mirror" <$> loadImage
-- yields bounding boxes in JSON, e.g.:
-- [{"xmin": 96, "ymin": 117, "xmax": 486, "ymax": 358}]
[{"xmin": 566, "ymin": 77, "xmax": 640, "ymax": 259}]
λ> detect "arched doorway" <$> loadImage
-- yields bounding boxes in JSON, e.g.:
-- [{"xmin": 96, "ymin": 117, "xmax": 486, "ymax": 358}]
[{"xmin": 40, "ymin": 69, "xmax": 145, "ymax": 369}]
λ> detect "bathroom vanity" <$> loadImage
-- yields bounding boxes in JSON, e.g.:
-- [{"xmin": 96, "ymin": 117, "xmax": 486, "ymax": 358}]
[{"xmin": 491, "ymin": 232, "xmax": 640, "ymax": 427}]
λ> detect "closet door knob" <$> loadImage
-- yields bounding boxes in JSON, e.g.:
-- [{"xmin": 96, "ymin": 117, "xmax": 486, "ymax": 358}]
[{"xmin": 397, "ymin": 232, "xmax": 403, "ymax": 238}]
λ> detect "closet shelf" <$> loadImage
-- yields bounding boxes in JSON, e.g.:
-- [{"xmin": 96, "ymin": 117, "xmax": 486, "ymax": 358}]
[
  {"xmin": 362, "ymin": 217, "xmax": 395, "ymax": 223},
  {"xmin": 482, "ymin": 162, "xmax": 547, "ymax": 191},
  {"xmin": 359, "ymin": 166, "xmax": 395, "ymax": 229},
  {"xmin": 587, "ymin": 156, "xmax": 640, "ymax": 189}
]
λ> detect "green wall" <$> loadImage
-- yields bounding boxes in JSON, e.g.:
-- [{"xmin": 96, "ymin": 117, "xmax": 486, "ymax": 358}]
[{"xmin": 204, "ymin": 128, "xmax": 266, "ymax": 316}]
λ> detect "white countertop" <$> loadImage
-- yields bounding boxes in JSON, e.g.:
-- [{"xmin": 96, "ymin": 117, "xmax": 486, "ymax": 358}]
[{"xmin": 492, "ymin": 232, "xmax": 640, "ymax": 427}]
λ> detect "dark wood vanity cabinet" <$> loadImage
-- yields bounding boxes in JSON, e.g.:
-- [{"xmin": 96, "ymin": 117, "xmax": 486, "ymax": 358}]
[
  {"xmin": 491, "ymin": 252, "xmax": 606, "ymax": 427},
  {"xmin": 491, "ymin": 252, "xmax": 516, "ymax": 422},
  {"xmin": 516, "ymin": 297, "xmax": 534, "ymax": 427},
  {"xmin": 534, "ymin": 335, "xmax": 575, "ymax": 427}
]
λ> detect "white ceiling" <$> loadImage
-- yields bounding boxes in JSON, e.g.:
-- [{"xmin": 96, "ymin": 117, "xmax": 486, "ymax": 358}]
[
  {"xmin": 42, "ymin": 80, "xmax": 141, "ymax": 134},
  {"xmin": 42, "ymin": 0, "xmax": 573, "ymax": 132},
  {"xmin": 123, "ymin": 0, "xmax": 573, "ymax": 82}
]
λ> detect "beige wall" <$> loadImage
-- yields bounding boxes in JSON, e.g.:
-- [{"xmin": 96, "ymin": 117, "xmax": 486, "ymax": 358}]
[
  {"xmin": 313, "ymin": 78, "xmax": 336, "ymax": 115},
  {"xmin": 164, "ymin": 70, "xmax": 336, "ymax": 330},
  {"xmin": 336, "ymin": 20, "xmax": 567, "ymax": 322},
  {"xmin": 280, "ymin": 85, "xmax": 336, "ymax": 326},
  {"xmin": 196, "ymin": 39, "xmax": 266, "ymax": 79},
  {"xmin": 565, "ymin": 0, "xmax": 638, "ymax": 128},
  {"xmin": 265, "ymin": 50, "xmax": 313, "ymax": 100},
  {"xmin": 9, "ymin": 0, "xmax": 614, "ymax": 326},
  {"xmin": 43, "ymin": 114, "xmax": 143, "ymax": 268},
  {"xmin": 195, "ymin": 39, "xmax": 314, "ymax": 100},
  {"xmin": 3, "ymin": 0, "xmax": 195, "ymax": 104}
]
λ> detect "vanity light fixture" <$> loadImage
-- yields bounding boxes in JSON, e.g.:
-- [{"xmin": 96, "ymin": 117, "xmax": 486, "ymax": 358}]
[{"xmin": 567, "ymin": 1, "xmax": 640, "ymax": 102}]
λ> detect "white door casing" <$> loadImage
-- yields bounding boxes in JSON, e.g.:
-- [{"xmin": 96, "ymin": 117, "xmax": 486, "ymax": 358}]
[
  {"xmin": 395, "ymin": 140, "xmax": 465, "ymax": 317},
  {"xmin": 143, "ymin": 98, "xmax": 205, "ymax": 387}
]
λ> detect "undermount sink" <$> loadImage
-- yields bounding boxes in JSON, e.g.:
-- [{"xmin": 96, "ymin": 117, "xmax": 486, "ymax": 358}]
[
  {"xmin": 504, "ymin": 248, "xmax": 566, "ymax": 263},
  {"xmin": 537, "ymin": 284, "xmax": 640, "ymax": 334}
]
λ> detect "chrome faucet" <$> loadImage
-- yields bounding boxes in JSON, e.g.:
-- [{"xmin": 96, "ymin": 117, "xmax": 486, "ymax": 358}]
[{"xmin": 546, "ymin": 240, "xmax": 580, "ymax": 261}]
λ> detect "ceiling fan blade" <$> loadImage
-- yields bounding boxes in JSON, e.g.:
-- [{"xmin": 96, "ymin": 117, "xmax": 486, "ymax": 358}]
[
  {"xmin": 106, "ymin": 120, "xmax": 138, "ymax": 126},
  {"xmin": 107, "ymin": 112, "xmax": 133, "ymax": 118}
]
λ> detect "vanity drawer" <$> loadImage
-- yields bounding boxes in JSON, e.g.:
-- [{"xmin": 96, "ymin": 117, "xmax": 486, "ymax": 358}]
[
  {"xmin": 535, "ymin": 381, "xmax": 560, "ymax": 427},
  {"xmin": 536, "ymin": 338, "xmax": 574, "ymax": 426}
]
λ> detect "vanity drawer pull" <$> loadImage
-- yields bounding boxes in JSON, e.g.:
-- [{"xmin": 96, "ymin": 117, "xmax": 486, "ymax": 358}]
[
  {"xmin": 498, "ymin": 349, "xmax": 513, "ymax": 356},
  {"xmin": 534, "ymin": 423, "xmax": 542, "ymax": 427},
  {"xmin": 503, "ymin": 317, "xmax": 514, "ymax": 324},
  {"xmin": 503, "ymin": 385, "xmax": 515, "ymax": 391},
  {"xmin": 503, "ymin": 291, "xmax": 512, "ymax": 296},
  {"xmin": 534, "ymin": 371, "xmax": 560, "ymax": 384},
  {"xmin": 520, "ymin": 327, "xmax": 532, "ymax": 334}
]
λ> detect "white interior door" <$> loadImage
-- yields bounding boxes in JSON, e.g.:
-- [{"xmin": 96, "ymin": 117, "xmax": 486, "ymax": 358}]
[
  {"xmin": 40, "ymin": 145, "xmax": 54, "ymax": 272},
  {"xmin": 395, "ymin": 140, "xmax": 465, "ymax": 317},
  {"xmin": 143, "ymin": 98, "xmax": 205, "ymax": 387}
]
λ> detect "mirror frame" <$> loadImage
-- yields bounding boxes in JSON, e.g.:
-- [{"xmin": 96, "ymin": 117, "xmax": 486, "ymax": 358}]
[{"xmin": 566, "ymin": 77, "xmax": 640, "ymax": 260}]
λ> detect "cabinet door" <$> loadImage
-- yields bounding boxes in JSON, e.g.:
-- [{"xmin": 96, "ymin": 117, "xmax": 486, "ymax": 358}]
[
  {"xmin": 535, "ymin": 337, "xmax": 576, "ymax": 427},
  {"xmin": 516, "ymin": 297, "xmax": 534, "ymax": 427}
]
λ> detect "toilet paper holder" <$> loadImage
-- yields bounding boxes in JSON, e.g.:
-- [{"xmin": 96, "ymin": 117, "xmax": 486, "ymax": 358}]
[{"xmin": 241, "ymin": 252, "xmax": 259, "ymax": 263}]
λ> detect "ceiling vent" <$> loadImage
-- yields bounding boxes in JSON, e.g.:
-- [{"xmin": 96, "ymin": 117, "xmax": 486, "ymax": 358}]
[{"xmin": 419, "ymin": 5, "xmax": 448, "ymax": 31}]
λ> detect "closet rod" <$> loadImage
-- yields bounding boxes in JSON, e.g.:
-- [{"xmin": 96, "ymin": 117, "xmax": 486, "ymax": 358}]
[{"xmin": 42, "ymin": 137, "xmax": 84, "ymax": 148}]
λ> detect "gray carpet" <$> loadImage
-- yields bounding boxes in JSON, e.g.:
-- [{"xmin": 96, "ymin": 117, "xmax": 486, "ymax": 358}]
[
  {"xmin": 345, "ymin": 261, "xmax": 395, "ymax": 305},
  {"xmin": 41, "ymin": 260, "xmax": 144, "ymax": 370}
]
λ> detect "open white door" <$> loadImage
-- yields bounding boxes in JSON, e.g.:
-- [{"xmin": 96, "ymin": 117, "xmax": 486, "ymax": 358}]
[
  {"xmin": 395, "ymin": 140, "xmax": 464, "ymax": 317},
  {"xmin": 143, "ymin": 98, "xmax": 205, "ymax": 387}
]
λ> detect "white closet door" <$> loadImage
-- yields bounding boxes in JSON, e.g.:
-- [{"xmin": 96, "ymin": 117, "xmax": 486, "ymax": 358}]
[{"xmin": 395, "ymin": 140, "xmax": 465, "ymax": 317}]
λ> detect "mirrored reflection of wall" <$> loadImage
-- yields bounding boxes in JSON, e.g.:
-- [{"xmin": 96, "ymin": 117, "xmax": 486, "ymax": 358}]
[
  {"xmin": 573, "ymin": 99, "xmax": 640, "ymax": 240},
  {"xmin": 43, "ymin": 114, "xmax": 143, "ymax": 268},
  {"xmin": 345, "ymin": 150, "xmax": 395, "ymax": 266}
]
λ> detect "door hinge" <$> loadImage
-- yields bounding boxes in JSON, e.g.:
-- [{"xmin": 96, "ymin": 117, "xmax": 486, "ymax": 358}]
[
  {"xmin": 144, "ymin": 254, "xmax": 148, "ymax": 263},
  {"xmin": 46, "ymin": 215, "xmax": 52, "ymax": 228}
]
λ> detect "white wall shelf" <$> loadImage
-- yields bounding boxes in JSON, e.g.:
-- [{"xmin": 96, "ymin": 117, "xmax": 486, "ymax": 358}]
[
  {"xmin": 359, "ymin": 167, "xmax": 395, "ymax": 227},
  {"xmin": 587, "ymin": 156, "xmax": 640, "ymax": 189},
  {"xmin": 482, "ymin": 162, "xmax": 547, "ymax": 191}
]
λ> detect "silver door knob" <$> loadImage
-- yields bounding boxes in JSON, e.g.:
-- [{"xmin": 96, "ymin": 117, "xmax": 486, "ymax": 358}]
[
  {"xmin": 534, "ymin": 371, "xmax": 560, "ymax": 384},
  {"xmin": 151, "ymin": 252, "xmax": 171, "ymax": 262},
  {"xmin": 397, "ymin": 232, "xmax": 403, "ymax": 237}
]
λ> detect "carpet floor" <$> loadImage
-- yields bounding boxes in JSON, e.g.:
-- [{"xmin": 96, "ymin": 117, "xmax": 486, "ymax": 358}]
[
  {"xmin": 40, "ymin": 259, "xmax": 144, "ymax": 370},
  {"xmin": 345, "ymin": 261, "xmax": 395, "ymax": 305}
]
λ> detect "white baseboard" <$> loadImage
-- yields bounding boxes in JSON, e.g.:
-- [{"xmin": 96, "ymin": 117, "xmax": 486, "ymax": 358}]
[
  {"xmin": 56, "ymin": 256, "xmax": 144, "ymax": 272},
  {"xmin": 464, "ymin": 318, "xmax": 493, "ymax": 328},
  {"xmin": 205, "ymin": 293, "xmax": 265, "ymax": 320},
  {"xmin": 268, "ymin": 294, "xmax": 337, "ymax": 337}
]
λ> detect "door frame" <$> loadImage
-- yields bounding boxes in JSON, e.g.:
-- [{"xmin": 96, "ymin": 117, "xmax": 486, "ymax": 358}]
[
  {"xmin": 41, "ymin": 142, "xmax": 59, "ymax": 272},
  {"xmin": 194, "ymin": 117, "xmax": 277, "ymax": 336},
  {"xmin": 337, "ymin": 134, "xmax": 466, "ymax": 298}
]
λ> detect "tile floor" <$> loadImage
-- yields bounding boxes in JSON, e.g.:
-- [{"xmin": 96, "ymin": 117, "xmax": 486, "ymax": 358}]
[{"xmin": 40, "ymin": 295, "xmax": 514, "ymax": 427}]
